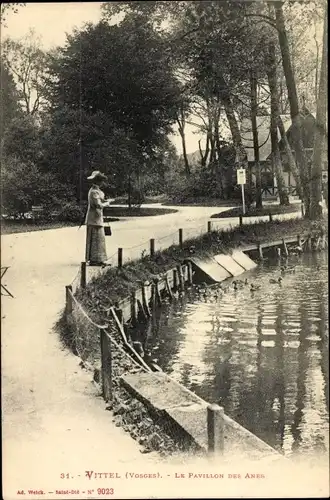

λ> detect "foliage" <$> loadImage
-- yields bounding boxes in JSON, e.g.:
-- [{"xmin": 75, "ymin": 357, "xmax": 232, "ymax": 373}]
[
  {"xmin": 166, "ymin": 141, "xmax": 237, "ymax": 202},
  {"xmin": 2, "ymin": 114, "xmax": 41, "ymax": 165},
  {"xmin": 1, "ymin": 155, "xmax": 74, "ymax": 219},
  {"xmin": 41, "ymin": 19, "xmax": 182, "ymax": 200},
  {"xmin": 0, "ymin": 59, "xmax": 24, "ymax": 138},
  {"xmin": 45, "ymin": 20, "xmax": 181, "ymax": 147},
  {"xmin": 57, "ymin": 202, "xmax": 86, "ymax": 223}
]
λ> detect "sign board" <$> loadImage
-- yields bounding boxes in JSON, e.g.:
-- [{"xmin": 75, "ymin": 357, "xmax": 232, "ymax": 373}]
[{"xmin": 236, "ymin": 168, "xmax": 246, "ymax": 185}]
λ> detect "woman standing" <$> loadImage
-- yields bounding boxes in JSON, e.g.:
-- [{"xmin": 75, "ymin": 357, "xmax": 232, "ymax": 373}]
[{"xmin": 85, "ymin": 170, "xmax": 110, "ymax": 266}]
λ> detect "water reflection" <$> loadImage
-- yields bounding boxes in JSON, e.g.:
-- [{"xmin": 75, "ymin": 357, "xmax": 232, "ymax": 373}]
[{"xmin": 139, "ymin": 252, "xmax": 329, "ymax": 457}]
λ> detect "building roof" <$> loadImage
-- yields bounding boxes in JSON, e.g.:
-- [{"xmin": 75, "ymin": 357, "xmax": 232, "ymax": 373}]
[{"xmin": 241, "ymin": 115, "xmax": 292, "ymax": 162}]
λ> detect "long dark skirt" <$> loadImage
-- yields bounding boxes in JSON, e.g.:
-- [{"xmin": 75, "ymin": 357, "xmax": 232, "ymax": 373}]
[{"xmin": 85, "ymin": 225, "xmax": 107, "ymax": 263}]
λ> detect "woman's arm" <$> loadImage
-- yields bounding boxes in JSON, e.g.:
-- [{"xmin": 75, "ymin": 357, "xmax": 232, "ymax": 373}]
[{"xmin": 90, "ymin": 191, "xmax": 105, "ymax": 209}]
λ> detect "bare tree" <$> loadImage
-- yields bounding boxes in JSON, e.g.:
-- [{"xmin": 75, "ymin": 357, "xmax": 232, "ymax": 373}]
[{"xmin": 2, "ymin": 29, "xmax": 47, "ymax": 116}]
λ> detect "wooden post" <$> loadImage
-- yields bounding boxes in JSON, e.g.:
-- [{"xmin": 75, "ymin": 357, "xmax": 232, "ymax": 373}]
[
  {"xmin": 65, "ymin": 285, "xmax": 73, "ymax": 316},
  {"xmin": 314, "ymin": 235, "xmax": 321, "ymax": 251},
  {"xmin": 150, "ymin": 238, "xmax": 155, "ymax": 258},
  {"xmin": 180, "ymin": 265, "xmax": 185, "ymax": 290},
  {"xmin": 257, "ymin": 243, "xmax": 263, "ymax": 260},
  {"xmin": 100, "ymin": 328, "xmax": 112, "ymax": 402},
  {"xmin": 114, "ymin": 305, "xmax": 124, "ymax": 326},
  {"xmin": 187, "ymin": 261, "xmax": 193, "ymax": 285},
  {"xmin": 173, "ymin": 269, "xmax": 178, "ymax": 290},
  {"xmin": 239, "ymin": 215, "xmax": 243, "ymax": 226},
  {"xmin": 179, "ymin": 228, "xmax": 183, "ymax": 248},
  {"xmin": 137, "ymin": 299, "xmax": 147, "ymax": 321},
  {"xmin": 269, "ymin": 213, "xmax": 273, "ymax": 222},
  {"xmin": 282, "ymin": 239, "xmax": 289, "ymax": 258},
  {"xmin": 208, "ymin": 221, "xmax": 212, "ymax": 233},
  {"xmin": 154, "ymin": 278, "xmax": 162, "ymax": 305},
  {"xmin": 321, "ymin": 232, "xmax": 326, "ymax": 250},
  {"xmin": 307, "ymin": 234, "xmax": 312, "ymax": 251},
  {"xmin": 142, "ymin": 284, "xmax": 151, "ymax": 316},
  {"xmin": 151, "ymin": 282, "xmax": 157, "ymax": 310},
  {"xmin": 165, "ymin": 273, "xmax": 173, "ymax": 299},
  {"xmin": 130, "ymin": 290, "xmax": 137, "ymax": 325},
  {"xmin": 297, "ymin": 234, "xmax": 302, "ymax": 248},
  {"xmin": 177, "ymin": 264, "xmax": 184, "ymax": 292},
  {"xmin": 207, "ymin": 404, "xmax": 224, "ymax": 454},
  {"xmin": 80, "ymin": 262, "xmax": 87, "ymax": 288},
  {"xmin": 118, "ymin": 248, "xmax": 123, "ymax": 268},
  {"xmin": 276, "ymin": 247, "xmax": 281, "ymax": 259},
  {"xmin": 301, "ymin": 202, "xmax": 305, "ymax": 217}
]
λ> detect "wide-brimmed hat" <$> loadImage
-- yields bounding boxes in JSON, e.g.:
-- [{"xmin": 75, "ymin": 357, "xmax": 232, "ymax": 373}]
[{"xmin": 87, "ymin": 170, "xmax": 107, "ymax": 181}]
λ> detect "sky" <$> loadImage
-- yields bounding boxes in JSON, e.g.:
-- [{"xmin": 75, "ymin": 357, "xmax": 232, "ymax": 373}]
[{"xmin": 2, "ymin": 3, "xmax": 103, "ymax": 49}]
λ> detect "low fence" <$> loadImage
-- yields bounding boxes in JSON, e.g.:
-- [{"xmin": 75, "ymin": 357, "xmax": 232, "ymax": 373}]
[
  {"xmin": 64, "ymin": 264, "xmax": 229, "ymax": 454},
  {"xmin": 69, "ymin": 209, "xmax": 303, "ymax": 294}
]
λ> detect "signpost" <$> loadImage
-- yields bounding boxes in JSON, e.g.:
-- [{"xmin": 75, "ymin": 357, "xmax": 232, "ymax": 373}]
[{"xmin": 236, "ymin": 168, "xmax": 246, "ymax": 215}]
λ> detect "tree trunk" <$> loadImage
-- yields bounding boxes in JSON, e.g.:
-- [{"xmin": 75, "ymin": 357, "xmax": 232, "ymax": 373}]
[
  {"xmin": 269, "ymin": 102, "xmax": 290, "ymax": 206},
  {"xmin": 222, "ymin": 101, "xmax": 247, "ymax": 168},
  {"xmin": 267, "ymin": 41, "xmax": 290, "ymax": 206},
  {"xmin": 310, "ymin": 4, "xmax": 327, "ymax": 220},
  {"xmin": 250, "ymin": 71, "xmax": 262, "ymax": 209},
  {"xmin": 217, "ymin": 72, "xmax": 248, "ymax": 168},
  {"xmin": 176, "ymin": 108, "xmax": 190, "ymax": 176},
  {"xmin": 277, "ymin": 116, "xmax": 302, "ymax": 198},
  {"xmin": 199, "ymin": 101, "xmax": 212, "ymax": 168},
  {"xmin": 274, "ymin": 1, "xmax": 311, "ymax": 216},
  {"xmin": 199, "ymin": 129, "xmax": 211, "ymax": 167},
  {"xmin": 209, "ymin": 132, "xmax": 216, "ymax": 166},
  {"xmin": 214, "ymin": 111, "xmax": 224, "ymax": 198}
]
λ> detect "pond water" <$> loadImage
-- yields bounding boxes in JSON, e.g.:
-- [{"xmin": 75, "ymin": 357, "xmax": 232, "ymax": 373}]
[{"xmin": 135, "ymin": 252, "xmax": 329, "ymax": 459}]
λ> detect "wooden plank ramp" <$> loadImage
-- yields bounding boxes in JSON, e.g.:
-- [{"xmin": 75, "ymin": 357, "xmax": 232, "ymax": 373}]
[
  {"xmin": 189, "ymin": 256, "xmax": 232, "ymax": 283},
  {"xmin": 230, "ymin": 250, "xmax": 258, "ymax": 271},
  {"xmin": 213, "ymin": 254, "xmax": 246, "ymax": 276}
]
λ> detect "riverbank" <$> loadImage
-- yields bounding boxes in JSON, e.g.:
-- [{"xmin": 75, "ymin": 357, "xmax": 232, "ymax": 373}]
[
  {"xmin": 58, "ymin": 215, "xmax": 328, "ymax": 466},
  {"xmin": 75, "ymin": 217, "xmax": 327, "ymax": 325},
  {"xmin": 62, "ymin": 215, "xmax": 327, "ymax": 463}
]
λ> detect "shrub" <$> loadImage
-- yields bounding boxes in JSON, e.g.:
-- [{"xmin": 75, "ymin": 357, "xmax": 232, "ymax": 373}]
[
  {"xmin": 1, "ymin": 155, "xmax": 76, "ymax": 220},
  {"xmin": 57, "ymin": 202, "xmax": 86, "ymax": 223}
]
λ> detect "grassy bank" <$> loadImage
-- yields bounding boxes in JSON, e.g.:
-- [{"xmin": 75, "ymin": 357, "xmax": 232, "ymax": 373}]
[
  {"xmin": 1, "ymin": 218, "xmax": 121, "ymax": 235},
  {"xmin": 211, "ymin": 204, "xmax": 300, "ymax": 218},
  {"xmin": 110, "ymin": 194, "xmax": 168, "ymax": 205},
  {"xmin": 163, "ymin": 197, "xmax": 241, "ymax": 207},
  {"xmin": 76, "ymin": 217, "xmax": 327, "ymax": 325},
  {"xmin": 1, "ymin": 220, "xmax": 80, "ymax": 235}
]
